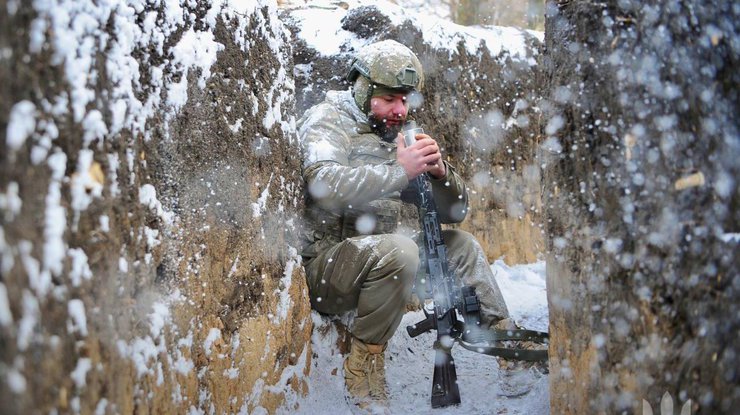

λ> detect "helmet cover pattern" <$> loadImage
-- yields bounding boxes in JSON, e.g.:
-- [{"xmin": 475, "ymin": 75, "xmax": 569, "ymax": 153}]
[{"xmin": 348, "ymin": 40, "xmax": 424, "ymax": 113}]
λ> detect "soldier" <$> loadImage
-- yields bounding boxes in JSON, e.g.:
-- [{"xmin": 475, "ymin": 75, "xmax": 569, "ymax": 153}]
[{"xmin": 298, "ymin": 40, "xmax": 513, "ymax": 412}]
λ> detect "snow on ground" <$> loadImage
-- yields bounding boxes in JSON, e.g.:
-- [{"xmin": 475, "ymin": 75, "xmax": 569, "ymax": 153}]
[
  {"xmin": 491, "ymin": 259, "xmax": 548, "ymax": 333},
  {"xmin": 282, "ymin": 260, "xmax": 549, "ymax": 414}
]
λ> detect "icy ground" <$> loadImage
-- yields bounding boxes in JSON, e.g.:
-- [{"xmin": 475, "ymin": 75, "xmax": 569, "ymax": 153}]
[{"xmin": 281, "ymin": 260, "xmax": 549, "ymax": 414}]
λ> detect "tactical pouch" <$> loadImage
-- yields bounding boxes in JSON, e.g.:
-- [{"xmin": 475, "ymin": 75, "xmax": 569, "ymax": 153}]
[
  {"xmin": 340, "ymin": 206, "xmax": 399, "ymax": 239},
  {"xmin": 306, "ymin": 201, "xmax": 401, "ymax": 242}
]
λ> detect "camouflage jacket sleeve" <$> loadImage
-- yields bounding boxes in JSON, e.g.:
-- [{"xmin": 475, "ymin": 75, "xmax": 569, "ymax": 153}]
[
  {"xmin": 429, "ymin": 161, "xmax": 469, "ymax": 223},
  {"xmin": 300, "ymin": 104, "xmax": 410, "ymax": 210}
]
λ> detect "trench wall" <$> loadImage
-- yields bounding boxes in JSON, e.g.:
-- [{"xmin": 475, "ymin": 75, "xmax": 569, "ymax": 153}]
[
  {"xmin": 0, "ymin": 2, "xmax": 311, "ymax": 413},
  {"xmin": 543, "ymin": 1, "xmax": 739, "ymax": 413}
]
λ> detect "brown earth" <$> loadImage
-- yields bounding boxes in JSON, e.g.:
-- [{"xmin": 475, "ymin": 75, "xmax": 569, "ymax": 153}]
[
  {"xmin": 543, "ymin": 0, "xmax": 739, "ymax": 413},
  {"xmin": 0, "ymin": 3, "xmax": 311, "ymax": 414}
]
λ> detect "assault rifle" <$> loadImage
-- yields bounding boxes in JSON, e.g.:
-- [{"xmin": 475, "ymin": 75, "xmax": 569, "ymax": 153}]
[{"xmin": 401, "ymin": 121, "xmax": 549, "ymax": 408}]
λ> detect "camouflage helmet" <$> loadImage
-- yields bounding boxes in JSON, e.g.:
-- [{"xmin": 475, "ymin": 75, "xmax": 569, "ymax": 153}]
[{"xmin": 346, "ymin": 40, "xmax": 424, "ymax": 113}]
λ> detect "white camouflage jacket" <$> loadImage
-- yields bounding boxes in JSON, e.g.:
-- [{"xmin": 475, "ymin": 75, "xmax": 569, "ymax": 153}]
[{"xmin": 298, "ymin": 90, "xmax": 469, "ymax": 258}]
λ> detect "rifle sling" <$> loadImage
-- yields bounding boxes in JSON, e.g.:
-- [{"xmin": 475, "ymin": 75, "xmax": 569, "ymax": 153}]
[
  {"xmin": 458, "ymin": 328, "xmax": 550, "ymax": 361},
  {"xmin": 462, "ymin": 327, "xmax": 549, "ymax": 343},
  {"xmin": 457, "ymin": 340, "xmax": 549, "ymax": 361}
]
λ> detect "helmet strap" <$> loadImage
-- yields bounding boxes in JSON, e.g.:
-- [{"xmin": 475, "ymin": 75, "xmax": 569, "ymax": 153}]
[
  {"xmin": 363, "ymin": 83, "xmax": 375, "ymax": 114},
  {"xmin": 351, "ymin": 76, "xmax": 375, "ymax": 114}
]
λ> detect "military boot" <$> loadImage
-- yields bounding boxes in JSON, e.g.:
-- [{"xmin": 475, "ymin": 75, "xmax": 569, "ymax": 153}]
[{"xmin": 344, "ymin": 337, "xmax": 389, "ymax": 413}]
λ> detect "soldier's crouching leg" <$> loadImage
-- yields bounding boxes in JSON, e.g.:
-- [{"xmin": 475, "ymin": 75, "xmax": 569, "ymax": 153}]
[
  {"xmin": 352, "ymin": 234, "xmax": 418, "ymax": 344},
  {"xmin": 303, "ymin": 234, "xmax": 418, "ymax": 344},
  {"xmin": 442, "ymin": 229, "xmax": 510, "ymax": 325}
]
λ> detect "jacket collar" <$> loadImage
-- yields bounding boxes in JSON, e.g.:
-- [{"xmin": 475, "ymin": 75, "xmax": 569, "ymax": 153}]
[
  {"xmin": 327, "ymin": 90, "xmax": 373, "ymax": 134},
  {"xmin": 326, "ymin": 90, "xmax": 396, "ymax": 147}
]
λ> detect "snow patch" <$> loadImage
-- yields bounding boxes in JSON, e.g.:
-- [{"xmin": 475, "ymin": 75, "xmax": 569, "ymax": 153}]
[
  {"xmin": 139, "ymin": 184, "xmax": 174, "ymax": 225},
  {"xmin": 67, "ymin": 299, "xmax": 89, "ymax": 336},
  {"xmin": 264, "ymin": 347, "xmax": 308, "ymax": 395},
  {"xmin": 18, "ymin": 241, "xmax": 41, "ymax": 298},
  {"xmin": 71, "ymin": 358, "xmax": 92, "ymax": 389},
  {"xmin": 149, "ymin": 301, "xmax": 170, "ymax": 338},
  {"xmin": 720, "ymin": 233, "xmax": 740, "ymax": 243},
  {"xmin": 204, "ymin": 328, "xmax": 222, "ymax": 357},
  {"xmin": 67, "ymin": 248, "xmax": 93, "ymax": 286},
  {"xmin": 94, "ymin": 399, "xmax": 109, "ymax": 415},
  {"xmin": 167, "ymin": 28, "xmax": 224, "ymax": 111},
  {"xmin": 107, "ymin": 152, "xmax": 121, "ymax": 197},
  {"xmin": 115, "ymin": 292, "xmax": 181, "ymax": 379},
  {"xmin": 118, "ymin": 337, "xmax": 159, "ymax": 378},
  {"xmin": 0, "ymin": 283, "xmax": 13, "ymax": 327},
  {"xmin": 6, "ymin": 0, "xmax": 20, "ymax": 16},
  {"xmin": 272, "ymin": 246, "xmax": 300, "ymax": 324},
  {"xmin": 174, "ymin": 353, "xmax": 195, "ymax": 375},
  {"xmin": 6, "ymin": 101, "xmax": 37, "ymax": 152},
  {"xmin": 251, "ymin": 175, "xmax": 273, "ymax": 218},
  {"xmin": 17, "ymin": 290, "xmax": 40, "ymax": 351},
  {"xmin": 43, "ymin": 151, "xmax": 68, "ymax": 283},
  {"xmin": 82, "ymin": 110, "xmax": 108, "ymax": 147},
  {"xmin": 0, "ymin": 228, "xmax": 13, "ymax": 276},
  {"xmin": 6, "ymin": 368, "xmax": 27, "ymax": 394},
  {"xmin": 118, "ymin": 256, "xmax": 129, "ymax": 273},
  {"xmin": 545, "ymin": 115, "xmax": 565, "ymax": 135},
  {"xmin": 99, "ymin": 215, "xmax": 110, "ymax": 232},
  {"xmin": 540, "ymin": 136, "xmax": 563, "ymax": 154},
  {"xmin": 492, "ymin": 259, "xmax": 549, "ymax": 332},
  {"xmin": 0, "ymin": 182, "xmax": 22, "ymax": 222},
  {"xmin": 287, "ymin": 7, "xmax": 362, "ymax": 57}
]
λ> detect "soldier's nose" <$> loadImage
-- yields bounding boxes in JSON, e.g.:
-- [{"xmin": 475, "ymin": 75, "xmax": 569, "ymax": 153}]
[{"xmin": 392, "ymin": 100, "xmax": 407, "ymax": 114}]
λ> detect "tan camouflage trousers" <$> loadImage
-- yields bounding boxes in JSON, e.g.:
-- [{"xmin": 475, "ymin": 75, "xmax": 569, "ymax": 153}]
[{"xmin": 303, "ymin": 229, "xmax": 510, "ymax": 344}]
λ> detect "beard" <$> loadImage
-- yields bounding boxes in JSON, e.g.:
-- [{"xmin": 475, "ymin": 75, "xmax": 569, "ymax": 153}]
[{"xmin": 368, "ymin": 114, "xmax": 404, "ymax": 143}]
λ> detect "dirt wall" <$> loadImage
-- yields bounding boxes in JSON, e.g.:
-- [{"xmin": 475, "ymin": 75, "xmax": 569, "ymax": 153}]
[
  {"xmin": 543, "ymin": 1, "xmax": 739, "ymax": 413},
  {"xmin": 0, "ymin": 1, "xmax": 311, "ymax": 413}
]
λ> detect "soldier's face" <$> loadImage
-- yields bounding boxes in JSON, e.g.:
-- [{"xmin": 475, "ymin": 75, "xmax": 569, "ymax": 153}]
[
  {"xmin": 369, "ymin": 93, "xmax": 408, "ymax": 142},
  {"xmin": 370, "ymin": 93, "xmax": 408, "ymax": 126}
]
